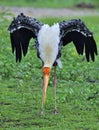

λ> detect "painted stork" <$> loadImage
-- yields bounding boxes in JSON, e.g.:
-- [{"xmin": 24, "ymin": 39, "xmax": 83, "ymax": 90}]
[{"xmin": 8, "ymin": 13, "xmax": 97, "ymax": 114}]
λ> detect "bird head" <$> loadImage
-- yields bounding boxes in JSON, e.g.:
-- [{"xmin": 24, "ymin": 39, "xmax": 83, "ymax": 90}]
[{"xmin": 42, "ymin": 67, "xmax": 51, "ymax": 104}]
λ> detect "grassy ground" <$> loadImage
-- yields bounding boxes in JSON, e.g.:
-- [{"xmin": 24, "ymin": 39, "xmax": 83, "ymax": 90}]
[
  {"xmin": 0, "ymin": 11, "xmax": 99, "ymax": 130},
  {"xmin": 0, "ymin": 0, "xmax": 99, "ymax": 8}
]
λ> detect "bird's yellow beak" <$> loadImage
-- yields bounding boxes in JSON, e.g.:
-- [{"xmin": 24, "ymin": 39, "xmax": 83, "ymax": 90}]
[{"xmin": 42, "ymin": 67, "xmax": 51, "ymax": 104}]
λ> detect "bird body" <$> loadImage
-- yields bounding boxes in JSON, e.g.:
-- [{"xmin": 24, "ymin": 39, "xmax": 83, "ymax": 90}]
[
  {"xmin": 38, "ymin": 23, "xmax": 60, "ymax": 68},
  {"xmin": 8, "ymin": 13, "xmax": 98, "ymax": 114}
]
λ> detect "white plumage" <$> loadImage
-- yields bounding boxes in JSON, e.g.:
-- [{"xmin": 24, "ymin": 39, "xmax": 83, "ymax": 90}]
[{"xmin": 38, "ymin": 23, "xmax": 60, "ymax": 68}]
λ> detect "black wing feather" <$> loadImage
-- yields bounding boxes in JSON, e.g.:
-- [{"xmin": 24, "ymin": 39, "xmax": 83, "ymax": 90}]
[
  {"xmin": 71, "ymin": 32, "xmax": 85, "ymax": 55},
  {"xmin": 59, "ymin": 19, "xmax": 98, "ymax": 61},
  {"xmin": 18, "ymin": 28, "xmax": 34, "ymax": 56},
  {"xmin": 8, "ymin": 13, "xmax": 43, "ymax": 62},
  {"xmin": 62, "ymin": 31, "xmax": 85, "ymax": 55},
  {"xmin": 10, "ymin": 29, "xmax": 34, "ymax": 62}
]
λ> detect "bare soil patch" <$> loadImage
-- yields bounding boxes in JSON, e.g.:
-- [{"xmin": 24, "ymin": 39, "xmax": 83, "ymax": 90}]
[{"xmin": 0, "ymin": 6, "xmax": 99, "ymax": 18}]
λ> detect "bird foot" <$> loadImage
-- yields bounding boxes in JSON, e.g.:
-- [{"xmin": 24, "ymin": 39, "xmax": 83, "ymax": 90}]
[
  {"xmin": 53, "ymin": 109, "xmax": 58, "ymax": 114},
  {"xmin": 40, "ymin": 110, "xmax": 45, "ymax": 115}
]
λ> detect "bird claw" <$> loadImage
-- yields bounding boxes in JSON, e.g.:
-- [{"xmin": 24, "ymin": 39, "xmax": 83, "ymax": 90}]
[
  {"xmin": 40, "ymin": 110, "xmax": 45, "ymax": 115},
  {"xmin": 53, "ymin": 109, "xmax": 58, "ymax": 114}
]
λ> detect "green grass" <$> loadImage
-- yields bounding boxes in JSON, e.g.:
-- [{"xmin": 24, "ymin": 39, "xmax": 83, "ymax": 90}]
[
  {"xmin": 0, "ymin": 12, "xmax": 99, "ymax": 130},
  {"xmin": 0, "ymin": 0, "xmax": 99, "ymax": 8}
]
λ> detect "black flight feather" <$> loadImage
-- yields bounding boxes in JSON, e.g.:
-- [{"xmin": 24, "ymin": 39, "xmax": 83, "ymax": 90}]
[
  {"xmin": 8, "ymin": 13, "xmax": 43, "ymax": 62},
  {"xmin": 59, "ymin": 19, "xmax": 98, "ymax": 61}
]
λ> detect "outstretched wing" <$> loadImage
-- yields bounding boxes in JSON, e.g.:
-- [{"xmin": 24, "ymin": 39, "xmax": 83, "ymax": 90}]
[
  {"xmin": 59, "ymin": 19, "xmax": 97, "ymax": 61},
  {"xmin": 8, "ymin": 13, "xmax": 43, "ymax": 62}
]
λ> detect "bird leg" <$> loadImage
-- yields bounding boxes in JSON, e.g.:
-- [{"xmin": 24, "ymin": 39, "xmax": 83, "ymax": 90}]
[{"xmin": 53, "ymin": 65, "xmax": 58, "ymax": 114}]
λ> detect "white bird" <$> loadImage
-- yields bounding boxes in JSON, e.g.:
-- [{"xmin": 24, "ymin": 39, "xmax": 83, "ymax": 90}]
[{"xmin": 8, "ymin": 13, "xmax": 97, "ymax": 114}]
